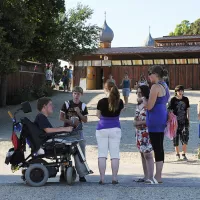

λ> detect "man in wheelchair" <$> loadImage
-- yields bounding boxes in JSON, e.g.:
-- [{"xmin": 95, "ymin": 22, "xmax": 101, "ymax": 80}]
[
  {"xmin": 33, "ymin": 97, "xmax": 91, "ymax": 184},
  {"xmin": 5, "ymin": 97, "xmax": 92, "ymax": 187}
]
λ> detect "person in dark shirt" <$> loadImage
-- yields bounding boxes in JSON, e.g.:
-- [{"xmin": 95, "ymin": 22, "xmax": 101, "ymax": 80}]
[
  {"xmin": 168, "ymin": 85, "xmax": 190, "ymax": 161},
  {"xmin": 96, "ymin": 80, "xmax": 124, "ymax": 185},
  {"xmin": 62, "ymin": 70, "xmax": 69, "ymax": 92},
  {"xmin": 34, "ymin": 97, "xmax": 73, "ymax": 134},
  {"xmin": 59, "ymin": 86, "xmax": 89, "ymax": 182}
]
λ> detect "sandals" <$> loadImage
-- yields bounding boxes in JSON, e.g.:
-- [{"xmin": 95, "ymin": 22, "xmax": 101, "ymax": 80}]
[
  {"xmin": 145, "ymin": 178, "xmax": 159, "ymax": 184},
  {"xmin": 135, "ymin": 178, "xmax": 145, "ymax": 183},
  {"xmin": 99, "ymin": 180, "xmax": 104, "ymax": 185},
  {"xmin": 112, "ymin": 180, "xmax": 119, "ymax": 185}
]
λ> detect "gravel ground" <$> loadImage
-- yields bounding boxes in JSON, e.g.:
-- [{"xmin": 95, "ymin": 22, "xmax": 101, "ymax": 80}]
[{"xmin": 0, "ymin": 90, "xmax": 200, "ymax": 200}]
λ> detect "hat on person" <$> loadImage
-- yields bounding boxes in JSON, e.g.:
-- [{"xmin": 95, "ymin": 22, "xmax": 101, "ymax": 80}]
[{"xmin": 72, "ymin": 86, "xmax": 83, "ymax": 94}]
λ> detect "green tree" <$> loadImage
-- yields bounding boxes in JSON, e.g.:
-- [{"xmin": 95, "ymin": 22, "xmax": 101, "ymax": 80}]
[
  {"xmin": 23, "ymin": 0, "xmax": 66, "ymax": 63},
  {"xmin": 0, "ymin": 0, "xmax": 36, "ymax": 106},
  {"xmin": 189, "ymin": 18, "xmax": 200, "ymax": 35},
  {"xmin": 170, "ymin": 20, "xmax": 191, "ymax": 36},
  {"xmin": 0, "ymin": 1, "xmax": 99, "ymax": 106},
  {"xmin": 61, "ymin": 3, "xmax": 100, "ymax": 61},
  {"xmin": 169, "ymin": 19, "xmax": 200, "ymax": 36}
]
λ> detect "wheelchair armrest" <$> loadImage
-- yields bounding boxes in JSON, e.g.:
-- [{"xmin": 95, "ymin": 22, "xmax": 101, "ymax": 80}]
[{"xmin": 47, "ymin": 131, "xmax": 70, "ymax": 137}]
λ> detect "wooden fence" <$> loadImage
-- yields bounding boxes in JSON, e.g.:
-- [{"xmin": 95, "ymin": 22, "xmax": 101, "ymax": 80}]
[
  {"xmin": 6, "ymin": 62, "xmax": 45, "ymax": 96},
  {"xmin": 74, "ymin": 64, "xmax": 200, "ymax": 90}
]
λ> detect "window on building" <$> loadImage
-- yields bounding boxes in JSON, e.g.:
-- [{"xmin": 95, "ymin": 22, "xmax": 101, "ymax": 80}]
[
  {"xmin": 83, "ymin": 61, "xmax": 88, "ymax": 66},
  {"xmin": 122, "ymin": 60, "xmax": 132, "ymax": 65},
  {"xmin": 176, "ymin": 59, "xmax": 187, "ymax": 64},
  {"xmin": 92, "ymin": 60, "xmax": 101, "ymax": 66},
  {"xmin": 188, "ymin": 58, "xmax": 199, "ymax": 64},
  {"xmin": 143, "ymin": 60, "xmax": 153, "ymax": 65},
  {"xmin": 132, "ymin": 60, "xmax": 142, "ymax": 65},
  {"xmin": 102, "ymin": 60, "xmax": 112, "ymax": 66},
  {"xmin": 154, "ymin": 59, "xmax": 164, "ymax": 65},
  {"xmin": 112, "ymin": 60, "xmax": 121, "ymax": 66},
  {"xmin": 78, "ymin": 61, "xmax": 83, "ymax": 66},
  {"xmin": 87, "ymin": 60, "xmax": 92, "ymax": 66},
  {"xmin": 165, "ymin": 59, "xmax": 176, "ymax": 64},
  {"xmin": 75, "ymin": 61, "xmax": 78, "ymax": 66}
]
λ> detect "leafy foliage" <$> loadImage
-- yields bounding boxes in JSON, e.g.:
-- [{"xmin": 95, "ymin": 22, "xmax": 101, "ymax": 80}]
[
  {"xmin": 61, "ymin": 3, "xmax": 100, "ymax": 61},
  {"xmin": 0, "ymin": 0, "xmax": 36, "ymax": 74},
  {"xmin": 0, "ymin": 1, "xmax": 99, "ymax": 106},
  {"xmin": 23, "ymin": 0, "xmax": 66, "ymax": 63},
  {"xmin": 169, "ymin": 19, "xmax": 200, "ymax": 36}
]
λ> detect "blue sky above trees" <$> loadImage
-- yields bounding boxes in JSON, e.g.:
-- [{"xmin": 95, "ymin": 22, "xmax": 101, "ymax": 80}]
[{"xmin": 66, "ymin": 0, "xmax": 200, "ymax": 47}]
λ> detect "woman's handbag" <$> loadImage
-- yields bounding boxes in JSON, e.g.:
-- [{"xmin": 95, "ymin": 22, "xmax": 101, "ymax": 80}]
[{"xmin": 164, "ymin": 111, "xmax": 178, "ymax": 140}]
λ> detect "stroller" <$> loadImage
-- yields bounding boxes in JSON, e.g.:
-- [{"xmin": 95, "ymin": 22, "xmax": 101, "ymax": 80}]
[{"xmin": 5, "ymin": 102, "xmax": 93, "ymax": 187}]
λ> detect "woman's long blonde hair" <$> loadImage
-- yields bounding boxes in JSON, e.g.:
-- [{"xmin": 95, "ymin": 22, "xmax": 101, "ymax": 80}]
[{"xmin": 105, "ymin": 80, "xmax": 120, "ymax": 112}]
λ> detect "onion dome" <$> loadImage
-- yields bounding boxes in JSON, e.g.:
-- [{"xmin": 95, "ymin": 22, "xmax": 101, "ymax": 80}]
[
  {"xmin": 144, "ymin": 27, "xmax": 154, "ymax": 46},
  {"xmin": 99, "ymin": 13, "xmax": 114, "ymax": 43}
]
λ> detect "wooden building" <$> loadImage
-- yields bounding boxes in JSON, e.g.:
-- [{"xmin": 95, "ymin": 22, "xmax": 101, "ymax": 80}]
[{"xmin": 73, "ymin": 20, "xmax": 200, "ymax": 90}]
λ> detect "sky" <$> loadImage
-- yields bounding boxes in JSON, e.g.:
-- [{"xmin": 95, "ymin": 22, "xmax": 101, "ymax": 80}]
[{"xmin": 65, "ymin": 0, "xmax": 200, "ymax": 47}]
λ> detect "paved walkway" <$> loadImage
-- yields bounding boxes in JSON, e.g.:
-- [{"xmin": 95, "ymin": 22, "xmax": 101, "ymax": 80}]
[{"xmin": 0, "ymin": 90, "xmax": 200, "ymax": 200}]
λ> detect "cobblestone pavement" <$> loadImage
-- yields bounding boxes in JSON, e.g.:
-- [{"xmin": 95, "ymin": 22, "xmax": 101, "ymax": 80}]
[{"xmin": 0, "ymin": 90, "xmax": 200, "ymax": 200}]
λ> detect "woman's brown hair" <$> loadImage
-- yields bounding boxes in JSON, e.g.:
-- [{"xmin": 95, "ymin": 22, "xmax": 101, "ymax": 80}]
[
  {"xmin": 148, "ymin": 65, "xmax": 168, "ymax": 78},
  {"xmin": 105, "ymin": 80, "xmax": 120, "ymax": 112}
]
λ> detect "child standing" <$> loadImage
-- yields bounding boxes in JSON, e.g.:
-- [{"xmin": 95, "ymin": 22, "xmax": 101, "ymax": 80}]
[
  {"xmin": 134, "ymin": 85, "xmax": 154, "ymax": 184},
  {"xmin": 59, "ymin": 86, "xmax": 89, "ymax": 182},
  {"xmin": 168, "ymin": 85, "xmax": 190, "ymax": 160}
]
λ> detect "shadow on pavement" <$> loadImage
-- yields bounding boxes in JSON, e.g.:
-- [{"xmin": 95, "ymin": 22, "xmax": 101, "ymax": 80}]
[{"xmin": 0, "ymin": 174, "xmax": 200, "ymax": 187}]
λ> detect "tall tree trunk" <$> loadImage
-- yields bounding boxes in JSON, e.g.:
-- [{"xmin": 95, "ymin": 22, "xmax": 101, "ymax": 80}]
[{"xmin": 0, "ymin": 74, "xmax": 8, "ymax": 107}]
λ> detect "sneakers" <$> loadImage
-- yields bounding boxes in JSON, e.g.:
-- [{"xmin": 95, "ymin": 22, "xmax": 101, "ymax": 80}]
[
  {"xmin": 176, "ymin": 154, "xmax": 180, "ymax": 161},
  {"xmin": 176, "ymin": 153, "xmax": 188, "ymax": 161},
  {"xmin": 79, "ymin": 176, "xmax": 87, "ymax": 182},
  {"xmin": 182, "ymin": 154, "xmax": 188, "ymax": 161}
]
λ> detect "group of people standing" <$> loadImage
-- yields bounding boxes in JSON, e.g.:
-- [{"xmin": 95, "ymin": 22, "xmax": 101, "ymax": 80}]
[
  {"xmin": 41, "ymin": 64, "xmax": 191, "ymax": 185},
  {"xmin": 62, "ymin": 65, "xmax": 73, "ymax": 92},
  {"xmin": 97, "ymin": 65, "xmax": 191, "ymax": 184},
  {"xmin": 45, "ymin": 65, "xmax": 73, "ymax": 92}
]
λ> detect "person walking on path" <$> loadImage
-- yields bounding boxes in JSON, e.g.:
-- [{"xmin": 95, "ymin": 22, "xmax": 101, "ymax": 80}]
[
  {"xmin": 63, "ymin": 65, "xmax": 69, "ymax": 91},
  {"xmin": 62, "ymin": 71, "xmax": 69, "ymax": 92},
  {"xmin": 68, "ymin": 66, "xmax": 73, "ymax": 91},
  {"xmin": 168, "ymin": 85, "xmax": 190, "ymax": 161},
  {"xmin": 134, "ymin": 85, "xmax": 154, "ymax": 184},
  {"xmin": 107, "ymin": 74, "xmax": 116, "ymax": 84},
  {"xmin": 144, "ymin": 65, "xmax": 170, "ymax": 184},
  {"xmin": 45, "ymin": 66, "xmax": 53, "ymax": 87},
  {"xmin": 96, "ymin": 80, "xmax": 124, "ymax": 185},
  {"xmin": 120, "ymin": 73, "xmax": 131, "ymax": 106}
]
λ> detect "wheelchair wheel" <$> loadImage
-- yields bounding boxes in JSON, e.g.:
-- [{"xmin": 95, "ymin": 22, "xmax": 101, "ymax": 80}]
[
  {"xmin": 25, "ymin": 164, "xmax": 49, "ymax": 187},
  {"xmin": 72, "ymin": 167, "xmax": 77, "ymax": 182},
  {"xmin": 65, "ymin": 167, "xmax": 73, "ymax": 185}
]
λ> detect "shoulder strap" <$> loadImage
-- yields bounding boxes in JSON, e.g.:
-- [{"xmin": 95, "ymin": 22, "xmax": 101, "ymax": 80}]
[
  {"xmin": 82, "ymin": 103, "xmax": 86, "ymax": 111},
  {"xmin": 65, "ymin": 100, "xmax": 70, "ymax": 109}
]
